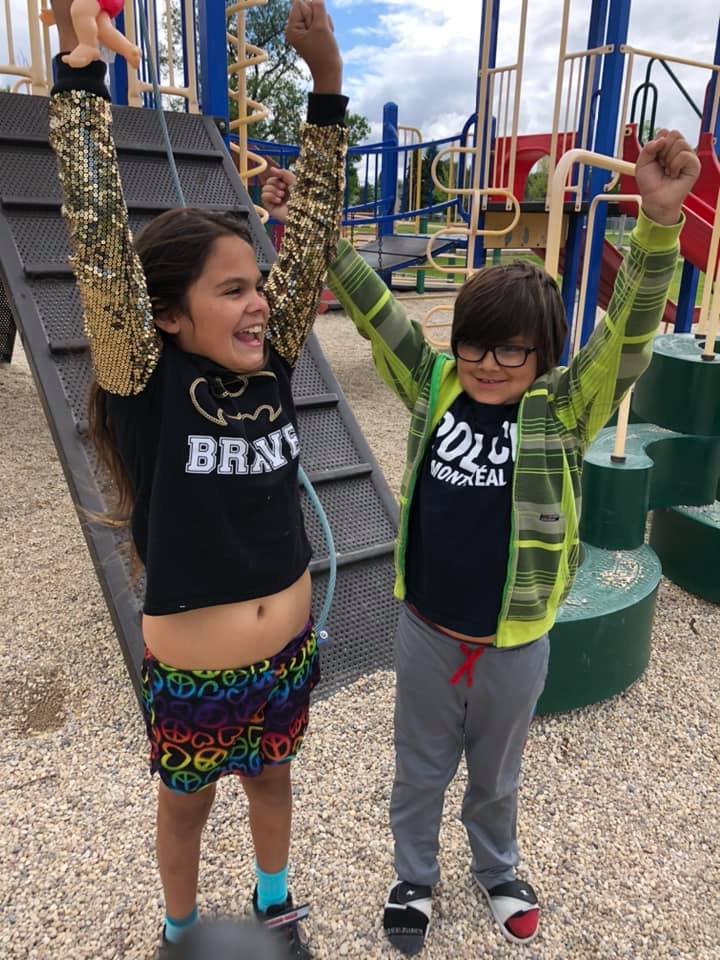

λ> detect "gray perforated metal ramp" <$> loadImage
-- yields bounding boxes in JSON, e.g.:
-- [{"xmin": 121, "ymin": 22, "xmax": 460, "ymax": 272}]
[
  {"xmin": 357, "ymin": 232, "xmax": 464, "ymax": 273},
  {"xmin": 0, "ymin": 91, "xmax": 399, "ymax": 700}
]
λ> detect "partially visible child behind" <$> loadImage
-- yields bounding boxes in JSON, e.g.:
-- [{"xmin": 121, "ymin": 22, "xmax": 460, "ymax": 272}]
[
  {"xmin": 47, "ymin": 1, "xmax": 348, "ymax": 956},
  {"xmin": 263, "ymin": 133, "xmax": 699, "ymax": 952}
]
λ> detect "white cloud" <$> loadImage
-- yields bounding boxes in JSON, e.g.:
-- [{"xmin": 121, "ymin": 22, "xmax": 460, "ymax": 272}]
[
  {"xmin": 341, "ymin": 0, "xmax": 716, "ymax": 150},
  {"xmin": 3, "ymin": 0, "xmax": 715, "ymax": 154}
]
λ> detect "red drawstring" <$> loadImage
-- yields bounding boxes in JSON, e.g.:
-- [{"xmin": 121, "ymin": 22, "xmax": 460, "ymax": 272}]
[{"xmin": 450, "ymin": 643, "xmax": 486, "ymax": 687}]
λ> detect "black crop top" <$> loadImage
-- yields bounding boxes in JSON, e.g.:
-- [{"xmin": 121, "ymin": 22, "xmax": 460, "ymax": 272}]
[
  {"xmin": 49, "ymin": 58, "xmax": 348, "ymax": 615},
  {"xmin": 108, "ymin": 342, "xmax": 310, "ymax": 614}
]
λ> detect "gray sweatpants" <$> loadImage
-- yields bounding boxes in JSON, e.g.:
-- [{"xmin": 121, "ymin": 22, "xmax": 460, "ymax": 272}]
[{"xmin": 391, "ymin": 605, "xmax": 549, "ymax": 888}]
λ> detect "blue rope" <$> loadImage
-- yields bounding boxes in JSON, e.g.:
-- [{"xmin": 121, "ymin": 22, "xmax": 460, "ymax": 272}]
[
  {"xmin": 298, "ymin": 466, "xmax": 337, "ymax": 644},
  {"xmin": 134, "ymin": 4, "xmax": 337, "ymax": 643},
  {"xmin": 135, "ymin": 0, "xmax": 186, "ymax": 207}
]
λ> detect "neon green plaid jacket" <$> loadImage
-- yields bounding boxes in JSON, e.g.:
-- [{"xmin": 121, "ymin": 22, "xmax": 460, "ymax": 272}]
[{"xmin": 327, "ymin": 211, "xmax": 682, "ymax": 648}]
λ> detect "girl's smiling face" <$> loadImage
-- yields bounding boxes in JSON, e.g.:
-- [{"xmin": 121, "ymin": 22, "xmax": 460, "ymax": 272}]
[{"xmin": 155, "ymin": 235, "xmax": 270, "ymax": 372}]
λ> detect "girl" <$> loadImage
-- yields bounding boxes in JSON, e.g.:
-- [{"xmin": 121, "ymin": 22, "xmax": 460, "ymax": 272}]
[
  {"xmin": 47, "ymin": 1, "xmax": 347, "ymax": 956},
  {"xmin": 263, "ymin": 131, "xmax": 699, "ymax": 952}
]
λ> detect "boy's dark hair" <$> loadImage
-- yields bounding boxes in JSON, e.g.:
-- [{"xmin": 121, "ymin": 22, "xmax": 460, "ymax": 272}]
[{"xmin": 451, "ymin": 260, "xmax": 568, "ymax": 376}]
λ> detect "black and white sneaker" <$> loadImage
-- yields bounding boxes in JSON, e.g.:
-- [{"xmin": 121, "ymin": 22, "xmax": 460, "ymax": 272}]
[
  {"xmin": 383, "ymin": 878, "xmax": 433, "ymax": 955},
  {"xmin": 252, "ymin": 887, "xmax": 312, "ymax": 960}
]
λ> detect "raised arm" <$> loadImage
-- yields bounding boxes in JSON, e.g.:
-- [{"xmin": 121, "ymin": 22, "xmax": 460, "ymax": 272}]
[
  {"xmin": 47, "ymin": 2, "xmax": 161, "ymax": 396},
  {"xmin": 327, "ymin": 240, "xmax": 437, "ymax": 411},
  {"xmin": 550, "ymin": 130, "xmax": 699, "ymax": 446},
  {"xmin": 262, "ymin": 168, "xmax": 438, "ymax": 412},
  {"xmin": 264, "ymin": 0, "xmax": 348, "ymax": 368}
]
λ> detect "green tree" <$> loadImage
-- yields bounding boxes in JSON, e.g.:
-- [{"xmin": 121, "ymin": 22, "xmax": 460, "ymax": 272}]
[
  {"xmin": 418, "ymin": 144, "xmax": 451, "ymax": 213},
  {"xmin": 227, "ymin": 0, "xmax": 371, "ymax": 202},
  {"xmin": 524, "ymin": 156, "xmax": 549, "ymax": 201}
]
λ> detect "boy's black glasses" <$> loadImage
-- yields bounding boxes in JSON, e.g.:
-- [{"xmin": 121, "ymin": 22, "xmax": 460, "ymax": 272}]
[{"xmin": 455, "ymin": 343, "xmax": 537, "ymax": 368}]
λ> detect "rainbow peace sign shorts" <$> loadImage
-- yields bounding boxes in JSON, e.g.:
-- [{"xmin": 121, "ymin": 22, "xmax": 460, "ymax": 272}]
[{"xmin": 141, "ymin": 622, "xmax": 319, "ymax": 793}]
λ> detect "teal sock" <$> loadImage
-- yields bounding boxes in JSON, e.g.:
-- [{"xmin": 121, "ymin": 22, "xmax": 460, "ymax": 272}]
[
  {"xmin": 256, "ymin": 863, "xmax": 289, "ymax": 912},
  {"xmin": 164, "ymin": 906, "xmax": 198, "ymax": 944}
]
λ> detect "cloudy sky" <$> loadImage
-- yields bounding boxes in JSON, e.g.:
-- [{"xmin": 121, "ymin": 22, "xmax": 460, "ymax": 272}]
[
  {"xmin": 331, "ymin": 0, "xmax": 718, "ymax": 142},
  {"xmin": 3, "ymin": 1, "xmax": 718, "ymax": 147}
]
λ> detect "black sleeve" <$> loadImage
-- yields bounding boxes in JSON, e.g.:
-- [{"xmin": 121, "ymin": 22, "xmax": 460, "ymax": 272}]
[{"xmin": 51, "ymin": 55, "xmax": 111, "ymax": 101}]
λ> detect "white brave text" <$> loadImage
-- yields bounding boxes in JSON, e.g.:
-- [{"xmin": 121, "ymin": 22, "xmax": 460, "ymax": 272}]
[{"xmin": 185, "ymin": 424, "xmax": 300, "ymax": 475}]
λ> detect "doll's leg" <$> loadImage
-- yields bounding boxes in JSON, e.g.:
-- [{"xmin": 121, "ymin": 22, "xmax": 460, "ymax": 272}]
[
  {"xmin": 62, "ymin": 0, "xmax": 102, "ymax": 67},
  {"xmin": 96, "ymin": 12, "xmax": 141, "ymax": 69}
]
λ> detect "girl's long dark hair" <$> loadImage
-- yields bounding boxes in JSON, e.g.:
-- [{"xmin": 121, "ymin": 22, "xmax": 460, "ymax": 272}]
[{"xmin": 88, "ymin": 208, "xmax": 254, "ymax": 552}]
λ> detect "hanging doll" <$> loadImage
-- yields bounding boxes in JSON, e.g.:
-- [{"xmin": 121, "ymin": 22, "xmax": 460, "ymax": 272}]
[{"xmin": 41, "ymin": 0, "xmax": 141, "ymax": 69}]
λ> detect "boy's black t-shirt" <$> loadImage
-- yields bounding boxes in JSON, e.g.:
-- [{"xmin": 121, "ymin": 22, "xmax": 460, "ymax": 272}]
[
  {"xmin": 107, "ymin": 340, "xmax": 311, "ymax": 615},
  {"xmin": 405, "ymin": 393, "xmax": 519, "ymax": 636}
]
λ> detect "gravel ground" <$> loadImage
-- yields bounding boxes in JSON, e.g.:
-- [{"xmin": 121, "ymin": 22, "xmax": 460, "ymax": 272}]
[{"xmin": 1, "ymin": 300, "xmax": 718, "ymax": 960}]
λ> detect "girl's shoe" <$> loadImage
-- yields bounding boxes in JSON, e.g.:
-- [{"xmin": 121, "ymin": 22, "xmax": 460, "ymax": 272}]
[
  {"xmin": 383, "ymin": 878, "xmax": 433, "ymax": 955},
  {"xmin": 156, "ymin": 928, "xmax": 177, "ymax": 957},
  {"xmin": 473, "ymin": 875, "xmax": 540, "ymax": 945},
  {"xmin": 252, "ymin": 887, "xmax": 312, "ymax": 960}
]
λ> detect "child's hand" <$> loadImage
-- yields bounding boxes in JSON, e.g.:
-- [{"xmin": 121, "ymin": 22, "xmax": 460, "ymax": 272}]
[
  {"xmin": 285, "ymin": 0, "xmax": 342, "ymax": 95},
  {"xmin": 636, "ymin": 129, "xmax": 700, "ymax": 226},
  {"xmin": 260, "ymin": 165, "xmax": 297, "ymax": 224}
]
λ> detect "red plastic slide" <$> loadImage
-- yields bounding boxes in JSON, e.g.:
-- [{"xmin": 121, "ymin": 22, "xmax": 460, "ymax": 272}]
[{"xmin": 619, "ymin": 123, "xmax": 718, "ymax": 276}]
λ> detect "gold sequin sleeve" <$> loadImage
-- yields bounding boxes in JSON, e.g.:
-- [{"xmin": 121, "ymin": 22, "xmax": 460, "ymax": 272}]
[
  {"xmin": 264, "ymin": 122, "xmax": 348, "ymax": 367},
  {"xmin": 48, "ymin": 91, "xmax": 162, "ymax": 395}
]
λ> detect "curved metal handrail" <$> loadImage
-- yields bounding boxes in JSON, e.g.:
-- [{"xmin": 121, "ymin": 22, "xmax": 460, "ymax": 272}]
[{"xmin": 545, "ymin": 149, "xmax": 635, "ymax": 279}]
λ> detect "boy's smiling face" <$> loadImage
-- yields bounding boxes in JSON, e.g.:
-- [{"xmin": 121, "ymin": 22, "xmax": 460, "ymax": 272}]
[{"xmin": 456, "ymin": 336, "xmax": 539, "ymax": 405}]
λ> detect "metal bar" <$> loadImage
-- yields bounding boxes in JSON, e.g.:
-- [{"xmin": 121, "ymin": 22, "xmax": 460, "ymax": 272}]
[
  {"xmin": 621, "ymin": 44, "xmax": 720, "ymax": 74},
  {"xmin": 547, "ymin": 0, "xmax": 571, "ymax": 210},
  {"xmin": 674, "ymin": 260, "xmax": 700, "ymax": 333},
  {"xmin": 575, "ymin": 55, "xmax": 598, "ymax": 206},
  {"xmin": 26, "ymin": 0, "xmax": 48, "ymax": 95},
  {"xmin": 506, "ymin": 0, "xmax": 528, "ymax": 204},
  {"xmin": 545, "ymin": 149, "xmax": 635, "ymax": 279},
  {"xmin": 698, "ymin": 191, "xmax": 720, "ymax": 357},
  {"xmin": 559, "ymin": 215, "xmax": 583, "ymax": 363},
  {"xmin": 379, "ymin": 102, "xmax": 399, "ymax": 239},
  {"xmin": 304, "ymin": 464, "xmax": 373, "ymax": 486},
  {"xmin": 578, "ymin": 0, "xmax": 631, "ymax": 347},
  {"xmin": 616, "ymin": 50, "xmax": 635, "ymax": 159},
  {"xmin": 5, "ymin": 0, "xmax": 15, "ymax": 63},
  {"xmin": 563, "ymin": 55, "xmax": 576, "ymax": 154},
  {"xmin": 198, "ymin": 1, "xmax": 229, "ymax": 124},
  {"xmin": 294, "ymin": 393, "xmax": 339, "ymax": 409},
  {"xmin": 572, "ymin": 192, "xmax": 640, "ymax": 357},
  {"xmin": 565, "ymin": 44, "xmax": 614, "ymax": 61},
  {"xmin": 706, "ymin": 19, "xmax": 720, "ymax": 140},
  {"xmin": 309, "ymin": 542, "xmax": 395, "ymax": 575},
  {"xmin": 611, "ymin": 390, "xmax": 633, "ymax": 461}
]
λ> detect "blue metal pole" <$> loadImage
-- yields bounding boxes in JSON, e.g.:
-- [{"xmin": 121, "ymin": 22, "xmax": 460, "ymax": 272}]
[
  {"xmin": 198, "ymin": 0, "xmax": 230, "ymax": 136},
  {"xmin": 579, "ymin": 0, "xmax": 631, "ymax": 346},
  {"xmin": 559, "ymin": 217, "xmax": 583, "ymax": 364},
  {"xmin": 471, "ymin": 0, "xmax": 499, "ymax": 270},
  {"xmin": 560, "ymin": 0, "xmax": 608, "ymax": 356},
  {"xmin": 108, "ymin": 10, "xmax": 129, "ymax": 105},
  {"xmin": 179, "ymin": 0, "xmax": 191, "ymax": 113},
  {"xmin": 679, "ymin": 16, "xmax": 720, "ymax": 329},
  {"xmin": 675, "ymin": 260, "xmax": 700, "ymax": 332},
  {"xmin": 379, "ymin": 102, "xmax": 399, "ymax": 238},
  {"xmin": 702, "ymin": 19, "xmax": 720, "ymax": 144}
]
